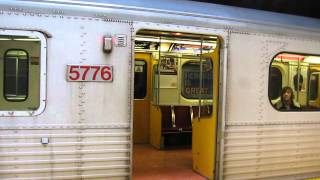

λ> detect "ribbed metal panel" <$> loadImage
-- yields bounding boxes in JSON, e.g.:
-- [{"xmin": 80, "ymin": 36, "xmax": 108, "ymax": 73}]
[
  {"xmin": 223, "ymin": 124, "xmax": 320, "ymax": 180},
  {"xmin": 0, "ymin": 126, "xmax": 130, "ymax": 179}
]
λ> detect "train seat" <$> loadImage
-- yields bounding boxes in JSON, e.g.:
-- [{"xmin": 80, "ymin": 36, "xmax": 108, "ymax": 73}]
[{"xmin": 161, "ymin": 106, "xmax": 192, "ymax": 134}]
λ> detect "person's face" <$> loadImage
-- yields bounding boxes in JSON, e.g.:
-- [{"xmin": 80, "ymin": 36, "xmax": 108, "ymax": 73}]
[{"xmin": 282, "ymin": 90, "xmax": 292, "ymax": 102}]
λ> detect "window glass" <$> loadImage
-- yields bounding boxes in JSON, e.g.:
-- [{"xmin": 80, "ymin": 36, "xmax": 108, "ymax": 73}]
[
  {"xmin": 4, "ymin": 50, "xmax": 29, "ymax": 101},
  {"xmin": 293, "ymin": 73, "xmax": 303, "ymax": 91},
  {"xmin": 309, "ymin": 73, "xmax": 319, "ymax": 100},
  {"xmin": 181, "ymin": 58, "xmax": 213, "ymax": 99},
  {"xmin": 269, "ymin": 67, "xmax": 282, "ymax": 100},
  {"xmin": 269, "ymin": 53, "xmax": 320, "ymax": 111},
  {"xmin": 134, "ymin": 60, "xmax": 147, "ymax": 99}
]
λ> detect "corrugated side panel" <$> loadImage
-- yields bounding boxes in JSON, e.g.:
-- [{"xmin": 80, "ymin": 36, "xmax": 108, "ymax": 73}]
[
  {"xmin": 223, "ymin": 124, "xmax": 320, "ymax": 180},
  {"xmin": 0, "ymin": 125, "xmax": 130, "ymax": 180}
]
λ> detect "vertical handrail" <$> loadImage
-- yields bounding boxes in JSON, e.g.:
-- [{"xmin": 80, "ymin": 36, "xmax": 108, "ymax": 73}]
[
  {"xmin": 189, "ymin": 106, "xmax": 194, "ymax": 124},
  {"xmin": 296, "ymin": 57, "xmax": 301, "ymax": 101},
  {"xmin": 198, "ymin": 37, "xmax": 203, "ymax": 119},
  {"xmin": 171, "ymin": 105, "xmax": 176, "ymax": 128},
  {"xmin": 157, "ymin": 36, "xmax": 161, "ymax": 106}
]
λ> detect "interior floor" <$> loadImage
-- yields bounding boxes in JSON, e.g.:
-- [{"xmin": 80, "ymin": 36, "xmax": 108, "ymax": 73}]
[{"xmin": 132, "ymin": 144, "xmax": 205, "ymax": 180}]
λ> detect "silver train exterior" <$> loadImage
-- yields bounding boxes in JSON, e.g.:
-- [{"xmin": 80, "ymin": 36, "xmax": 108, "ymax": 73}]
[{"xmin": 1, "ymin": 0, "xmax": 320, "ymax": 179}]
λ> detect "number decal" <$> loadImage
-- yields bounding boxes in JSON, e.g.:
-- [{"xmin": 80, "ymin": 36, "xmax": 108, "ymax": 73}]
[
  {"xmin": 101, "ymin": 66, "xmax": 112, "ymax": 81},
  {"xmin": 91, "ymin": 66, "xmax": 100, "ymax": 80},
  {"xmin": 80, "ymin": 66, "xmax": 90, "ymax": 80},
  {"xmin": 69, "ymin": 66, "xmax": 80, "ymax": 80},
  {"xmin": 67, "ymin": 65, "xmax": 113, "ymax": 82}
]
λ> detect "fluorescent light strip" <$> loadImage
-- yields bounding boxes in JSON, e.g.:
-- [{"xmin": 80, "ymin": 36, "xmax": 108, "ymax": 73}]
[
  {"xmin": 135, "ymin": 37, "xmax": 215, "ymax": 46},
  {"xmin": 0, "ymin": 38, "xmax": 40, "ymax": 41},
  {"xmin": 14, "ymin": 38, "xmax": 40, "ymax": 41},
  {"xmin": 304, "ymin": 56, "xmax": 320, "ymax": 64}
]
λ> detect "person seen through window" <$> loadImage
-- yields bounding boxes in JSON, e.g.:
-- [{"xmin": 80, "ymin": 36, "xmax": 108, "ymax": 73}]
[{"xmin": 274, "ymin": 86, "xmax": 300, "ymax": 110}]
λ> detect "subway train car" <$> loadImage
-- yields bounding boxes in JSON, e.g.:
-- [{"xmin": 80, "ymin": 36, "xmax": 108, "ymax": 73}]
[{"xmin": 0, "ymin": 0, "xmax": 320, "ymax": 179}]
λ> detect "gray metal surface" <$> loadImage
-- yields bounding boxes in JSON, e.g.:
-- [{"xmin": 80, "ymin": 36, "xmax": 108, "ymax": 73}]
[
  {"xmin": 222, "ymin": 29, "xmax": 320, "ymax": 180},
  {"xmin": 1, "ymin": 0, "xmax": 320, "ymax": 179},
  {"xmin": 0, "ymin": 7, "xmax": 132, "ymax": 179},
  {"xmin": 13, "ymin": 0, "xmax": 320, "ymax": 32}
]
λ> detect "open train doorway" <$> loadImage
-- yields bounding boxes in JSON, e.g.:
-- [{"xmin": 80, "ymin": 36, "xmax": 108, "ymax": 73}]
[{"xmin": 132, "ymin": 30, "xmax": 220, "ymax": 179}]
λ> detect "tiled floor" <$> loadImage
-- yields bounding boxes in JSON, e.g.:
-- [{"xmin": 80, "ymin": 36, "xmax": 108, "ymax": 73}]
[{"xmin": 133, "ymin": 144, "xmax": 206, "ymax": 180}]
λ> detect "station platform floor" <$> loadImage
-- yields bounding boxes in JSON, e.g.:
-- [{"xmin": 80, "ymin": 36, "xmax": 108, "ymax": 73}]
[{"xmin": 132, "ymin": 144, "xmax": 206, "ymax": 180}]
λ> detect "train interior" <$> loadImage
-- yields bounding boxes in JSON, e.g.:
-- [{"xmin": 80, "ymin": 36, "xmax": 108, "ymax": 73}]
[
  {"xmin": 270, "ymin": 53, "xmax": 320, "ymax": 110},
  {"xmin": 132, "ymin": 30, "xmax": 219, "ymax": 179}
]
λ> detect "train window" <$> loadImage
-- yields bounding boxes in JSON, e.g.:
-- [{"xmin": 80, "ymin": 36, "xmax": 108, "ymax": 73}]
[
  {"xmin": 134, "ymin": 60, "xmax": 147, "ymax": 99},
  {"xmin": 269, "ymin": 67, "xmax": 282, "ymax": 100},
  {"xmin": 181, "ymin": 59, "xmax": 213, "ymax": 99},
  {"xmin": 4, "ymin": 50, "xmax": 29, "ymax": 101},
  {"xmin": 269, "ymin": 52, "xmax": 320, "ymax": 111},
  {"xmin": 309, "ymin": 73, "xmax": 319, "ymax": 100},
  {"xmin": 293, "ymin": 73, "xmax": 304, "ymax": 91},
  {"xmin": 0, "ymin": 31, "xmax": 46, "ymax": 116}
]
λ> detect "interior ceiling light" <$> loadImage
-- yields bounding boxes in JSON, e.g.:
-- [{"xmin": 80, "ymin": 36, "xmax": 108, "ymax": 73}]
[
  {"xmin": 135, "ymin": 37, "xmax": 215, "ymax": 46},
  {"xmin": 304, "ymin": 56, "xmax": 320, "ymax": 64}
]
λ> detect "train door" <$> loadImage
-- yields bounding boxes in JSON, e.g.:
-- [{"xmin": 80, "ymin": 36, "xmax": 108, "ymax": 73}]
[
  {"xmin": 133, "ymin": 30, "xmax": 219, "ymax": 179},
  {"xmin": 192, "ymin": 50, "xmax": 219, "ymax": 179},
  {"xmin": 133, "ymin": 53, "xmax": 151, "ymax": 143}
]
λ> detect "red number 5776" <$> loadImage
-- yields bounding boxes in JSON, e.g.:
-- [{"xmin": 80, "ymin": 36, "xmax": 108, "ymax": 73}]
[{"xmin": 67, "ymin": 65, "xmax": 113, "ymax": 82}]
